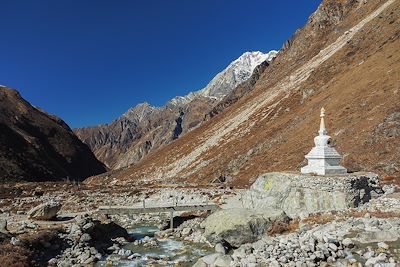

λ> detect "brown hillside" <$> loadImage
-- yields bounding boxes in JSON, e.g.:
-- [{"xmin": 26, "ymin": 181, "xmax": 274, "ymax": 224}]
[
  {"xmin": 0, "ymin": 87, "xmax": 106, "ymax": 182},
  {"xmin": 87, "ymin": 0, "xmax": 400, "ymax": 187}
]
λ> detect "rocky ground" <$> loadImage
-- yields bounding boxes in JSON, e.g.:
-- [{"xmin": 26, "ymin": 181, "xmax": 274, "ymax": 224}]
[
  {"xmin": 0, "ymin": 181, "xmax": 229, "ymax": 266},
  {"xmin": 0, "ymin": 173, "xmax": 399, "ymax": 266}
]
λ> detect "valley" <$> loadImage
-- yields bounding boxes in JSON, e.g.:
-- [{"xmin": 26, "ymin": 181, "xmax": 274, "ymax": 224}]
[{"xmin": 0, "ymin": 0, "xmax": 399, "ymax": 266}]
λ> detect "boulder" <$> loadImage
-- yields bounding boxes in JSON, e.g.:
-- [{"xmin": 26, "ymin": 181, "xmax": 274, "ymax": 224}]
[
  {"xmin": 377, "ymin": 242, "xmax": 389, "ymax": 250},
  {"xmin": 193, "ymin": 253, "xmax": 221, "ymax": 267},
  {"xmin": 181, "ymin": 227, "xmax": 192, "ymax": 236},
  {"xmin": 215, "ymin": 243, "xmax": 227, "ymax": 254},
  {"xmin": 27, "ymin": 201, "xmax": 61, "ymax": 220},
  {"xmin": 342, "ymin": 238, "xmax": 354, "ymax": 248},
  {"xmin": 192, "ymin": 259, "xmax": 208, "ymax": 267},
  {"xmin": 354, "ymin": 230, "xmax": 399, "ymax": 243},
  {"xmin": 201, "ymin": 208, "xmax": 289, "ymax": 247},
  {"xmin": 86, "ymin": 220, "xmax": 130, "ymax": 254},
  {"xmin": 214, "ymin": 254, "xmax": 233, "ymax": 266},
  {"xmin": 0, "ymin": 219, "xmax": 8, "ymax": 233}
]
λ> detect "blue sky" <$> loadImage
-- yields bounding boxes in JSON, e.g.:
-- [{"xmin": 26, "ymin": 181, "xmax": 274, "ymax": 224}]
[{"xmin": 0, "ymin": 0, "xmax": 321, "ymax": 128}]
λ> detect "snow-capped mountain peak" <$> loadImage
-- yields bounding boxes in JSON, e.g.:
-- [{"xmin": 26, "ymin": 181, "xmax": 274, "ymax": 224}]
[{"xmin": 167, "ymin": 50, "xmax": 278, "ymax": 107}]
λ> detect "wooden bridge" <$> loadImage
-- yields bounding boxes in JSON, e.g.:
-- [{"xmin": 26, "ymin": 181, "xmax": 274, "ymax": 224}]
[{"xmin": 97, "ymin": 202, "xmax": 219, "ymax": 229}]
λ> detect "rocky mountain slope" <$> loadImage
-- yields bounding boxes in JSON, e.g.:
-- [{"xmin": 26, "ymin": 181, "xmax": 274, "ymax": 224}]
[
  {"xmin": 0, "ymin": 87, "xmax": 106, "ymax": 182},
  {"xmin": 87, "ymin": 0, "xmax": 400, "ymax": 186},
  {"xmin": 75, "ymin": 51, "xmax": 277, "ymax": 169}
]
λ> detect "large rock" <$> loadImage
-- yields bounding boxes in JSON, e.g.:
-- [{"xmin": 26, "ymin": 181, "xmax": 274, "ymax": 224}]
[
  {"xmin": 193, "ymin": 253, "xmax": 233, "ymax": 267},
  {"xmin": 226, "ymin": 172, "xmax": 382, "ymax": 218},
  {"xmin": 214, "ymin": 255, "xmax": 233, "ymax": 267},
  {"xmin": 27, "ymin": 201, "xmax": 62, "ymax": 220},
  {"xmin": 354, "ymin": 230, "xmax": 399, "ymax": 243},
  {"xmin": 200, "ymin": 208, "xmax": 289, "ymax": 247}
]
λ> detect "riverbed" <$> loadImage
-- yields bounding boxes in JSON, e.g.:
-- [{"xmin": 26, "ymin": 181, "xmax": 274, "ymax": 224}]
[{"xmin": 96, "ymin": 224, "xmax": 213, "ymax": 266}]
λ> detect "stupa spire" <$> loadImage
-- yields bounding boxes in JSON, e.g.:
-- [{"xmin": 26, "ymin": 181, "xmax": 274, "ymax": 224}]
[{"xmin": 319, "ymin": 107, "xmax": 327, "ymax": 135}]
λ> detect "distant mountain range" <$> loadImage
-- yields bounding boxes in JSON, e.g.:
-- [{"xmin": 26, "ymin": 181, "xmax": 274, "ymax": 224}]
[
  {"xmin": 0, "ymin": 86, "xmax": 106, "ymax": 182},
  {"xmin": 74, "ymin": 50, "xmax": 277, "ymax": 169}
]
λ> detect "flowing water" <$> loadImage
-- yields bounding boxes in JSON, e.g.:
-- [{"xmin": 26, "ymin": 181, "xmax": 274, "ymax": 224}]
[{"xmin": 96, "ymin": 224, "xmax": 212, "ymax": 266}]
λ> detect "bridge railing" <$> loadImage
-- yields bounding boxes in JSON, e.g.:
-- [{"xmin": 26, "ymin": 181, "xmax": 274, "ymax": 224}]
[{"xmin": 141, "ymin": 198, "xmax": 209, "ymax": 209}]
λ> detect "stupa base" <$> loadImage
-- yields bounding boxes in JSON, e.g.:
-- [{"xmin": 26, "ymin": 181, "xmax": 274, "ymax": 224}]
[{"xmin": 300, "ymin": 165, "xmax": 347, "ymax": 176}]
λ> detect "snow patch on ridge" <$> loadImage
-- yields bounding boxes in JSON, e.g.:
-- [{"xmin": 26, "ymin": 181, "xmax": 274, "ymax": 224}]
[{"xmin": 168, "ymin": 50, "xmax": 278, "ymax": 107}]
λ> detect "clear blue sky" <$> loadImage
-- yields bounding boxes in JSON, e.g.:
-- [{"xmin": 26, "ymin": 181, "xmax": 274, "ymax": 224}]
[{"xmin": 0, "ymin": 0, "xmax": 321, "ymax": 128}]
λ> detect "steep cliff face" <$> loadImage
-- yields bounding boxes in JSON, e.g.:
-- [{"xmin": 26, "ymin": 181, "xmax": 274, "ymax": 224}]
[
  {"xmin": 86, "ymin": 0, "xmax": 400, "ymax": 186},
  {"xmin": 206, "ymin": 60, "xmax": 271, "ymax": 119},
  {"xmin": 75, "ymin": 51, "xmax": 277, "ymax": 169},
  {"xmin": 0, "ymin": 87, "xmax": 106, "ymax": 182}
]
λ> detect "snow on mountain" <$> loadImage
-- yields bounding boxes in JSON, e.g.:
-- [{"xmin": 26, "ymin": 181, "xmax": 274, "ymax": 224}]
[
  {"xmin": 122, "ymin": 102, "xmax": 158, "ymax": 123},
  {"xmin": 168, "ymin": 50, "xmax": 278, "ymax": 107},
  {"xmin": 122, "ymin": 51, "xmax": 277, "ymax": 111}
]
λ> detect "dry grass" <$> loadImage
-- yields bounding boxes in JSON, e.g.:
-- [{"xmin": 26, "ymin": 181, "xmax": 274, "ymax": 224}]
[
  {"xmin": 381, "ymin": 176, "xmax": 400, "ymax": 190},
  {"xmin": 350, "ymin": 210, "xmax": 400, "ymax": 219},
  {"xmin": 0, "ymin": 229, "xmax": 64, "ymax": 267},
  {"xmin": 0, "ymin": 243, "xmax": 31, "ymax": 267},
  {"xmin": 302, "ymin": 213, "xmax": 343, "ymax": 226},
  {"xmin": 302, "ymin": 210, "xmax": 400, "ymax": 227},
  {"xmin": 268, "ymin": 220, "xmax": 300, "ymax": 236},
  {"xmin": 18, "ymin": 229, "xmax": 60, "ymax": 245}
]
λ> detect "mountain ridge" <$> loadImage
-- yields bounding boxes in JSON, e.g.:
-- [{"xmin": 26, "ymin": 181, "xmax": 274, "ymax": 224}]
[
  {"xmin": 0, "ymin": 86, "xmax": 106, "ymax": 182},
  {"xmin": 75, "ymin": 50, "xmax": 277, "ymax": 169}
]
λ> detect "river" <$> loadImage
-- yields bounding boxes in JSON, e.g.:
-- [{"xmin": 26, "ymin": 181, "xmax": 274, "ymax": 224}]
[{"xmin": 96, "ymin": 224, "xmax": 212, "ymax": 266}]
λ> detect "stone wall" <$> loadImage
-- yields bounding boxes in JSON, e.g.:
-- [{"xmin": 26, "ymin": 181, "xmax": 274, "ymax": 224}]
[{"xmin": 228, "ymin": 172, "xmax": 382, "ymax": 218}]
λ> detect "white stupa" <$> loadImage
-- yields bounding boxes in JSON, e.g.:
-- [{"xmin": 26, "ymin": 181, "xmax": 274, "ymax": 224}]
[{"xmin": 301, "ymin": 107, "xmax": 347, "ymax": 175}]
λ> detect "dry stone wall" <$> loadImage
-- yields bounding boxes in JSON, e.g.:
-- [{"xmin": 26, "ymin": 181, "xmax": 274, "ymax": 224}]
[{"xmin": 234, "ymin": 172, "xmax": 382, "ymax": 218}]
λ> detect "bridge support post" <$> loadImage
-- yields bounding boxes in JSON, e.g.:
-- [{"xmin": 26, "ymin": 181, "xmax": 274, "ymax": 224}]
[{"xmin": 170, "ymin": 211, "xmax": 174, "ymax": 229}]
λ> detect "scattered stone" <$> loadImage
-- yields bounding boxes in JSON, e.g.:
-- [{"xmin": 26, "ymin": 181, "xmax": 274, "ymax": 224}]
[
  {"xmin": 181, "ymin": 227, "xmax": 192, "ymax": 236},
  {"xmin": 10, "ymin": 237, "xmax": 21, "ymax": 246},
  {"xmin": 342, "ymin": 238, "xmax": 354, "ymax": 248},
  {"xmin": 377, "ymin": 242, "xmax": 389, "ymax": 250},
  {"xmin": 48, "ymin": 258, "xmax": 57, "ymax": 266},
  {"xmin": 365, "ymin": 253, "xmax": 387, "ymax": 266},
  {"xmin": 328, "ymin": 243, "xmax": 338, "ymax": 252},
  {"xmin": 80, "ymin": 233, "xmax": 91, "ymax": 243}
]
